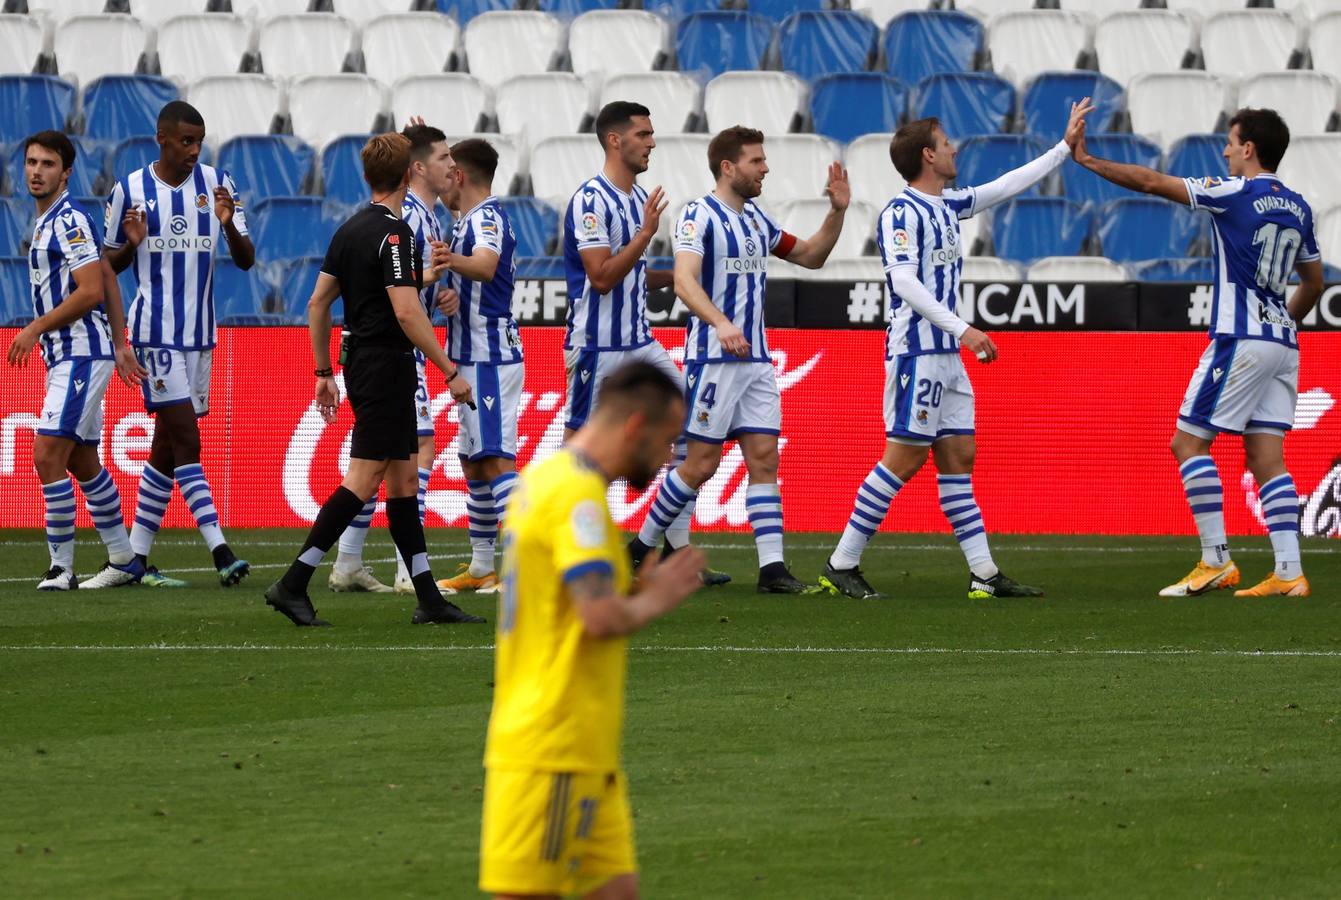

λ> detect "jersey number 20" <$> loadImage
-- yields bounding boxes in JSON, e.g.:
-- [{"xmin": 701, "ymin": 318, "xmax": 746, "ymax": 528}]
[{"xmin": 1252, "ymin": 223, "xmax": 1302, "ymax": 295}]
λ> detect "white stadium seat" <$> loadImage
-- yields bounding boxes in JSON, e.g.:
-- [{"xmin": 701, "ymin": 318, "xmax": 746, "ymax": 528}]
[
  {"xmin": 961, "ymin": 256, "xmax": 1023, "ymax": 282},
  {"xmin": 188, "ymin": 74, "xmax": 282, "ymax": 144},
  {"xmin": 1094, "ymin": 11, "xmax": 1194, "ymax": 90},
  {"xmin": 1316, "ymin": 205, "xmax": 1341, "ymax": 265},
  {"xmin": 956, "ymin": 0, "xmax": 1036, "ymax": 20},
  {"xmin": 529, "ymin": 134, "xmax": 605, "ymax": 210},
  {"xmin": 496, "ymin": 73, "xmax": 591, "ymax": 145},
  {"xmin": 1200, "ymin": 10, "xmax": 1300, "ymax": 79},
  {"xmin": 257, "ymin": 13, "xmax": 354, "ymax": 79},
  {"xmin": 393, "ymin": 74, "xmax": 490, "ymax": 136},
  {"xmin": 775, "ymin": 199, "xmax": 878, "ymax": 258},
  {"xmin": 26, "ymin": 0, "xmax": 108, "ymax": 22},
  {"xmin": 1127, "ymin": 71, "xmax": 1232, "ymax": 149},
  {"xmin": 157, "ymin": 14, "xmax": 251, "ymax": 82},
  {"xmin": 128, "ymin": 1, "xmax": 213, "ymax": 26},
  {"xmin": 1308, "ymin": 13, "xmax": 1341, "ymax": 82},
  {"xmin": 569, "ymin": 10, "xmax": 668, "ymax": 80},
  {"xmin": 362, "ymin": 14, "xmax": 459, "ymax": 86},
  {"xmin": 844, "ymin": 133, "xmax": 907, "ymax": 207},
  {"xmin": 463, "ymin": 11, "xmax": 563, "ymax": 90},
  {"xmin": 1163, "ymin": 0, "xmax": 1255, "ymax": 17},
  {"xmin": 54, "ymin": 14, "xmax": 148, "ymax": 84},
  {"xmin": 772, "ymin": 256, "xmax": 885, "ymax": 282},
  {"xmin": 287, "ymin": 74, "xmax": 388, "ymax": 150},
  {"xmin": 0, "ymin": 14, "xmax": 45, "ymax": 75},
  {"xmin": 1026, "ymin": 256, "xmax": 1128, "ymax": 282},
  {"xmin": 987, "ymin": 10, "xmax": 1091, "ymax": 88},
  {"xmin": 1237, "ymin": 72, "xmax": 1339, "ymax": 135},
  {"xmin": 757, "ymin": 135, "xmax": 842, "ymax": 205},
  {"xmin": 329, "ymin": 0, "xmax": 420, "ymax": 26},
  {"xmin": 850, "ymin": 0, "xmax": 935, "ymax": 29},
  {"xmin": 600, "ymin": 72, "xmax": 700, "ymax": 134},
  {"xmin": 959, "ymin": 212, "xmax": 983, "ymax": 257},
  {"xmin": 704, "ymin": 72, "xmax": 805, "ymax": 136},
  {"xmin": 445, "ymin": 133, "xmax": 522, "ymax": 195},
  {"xmin": 1275, "ymin": 134, "xmax": 1341, "ymax": 212},
  {"xmin": 1277, "ymin": 0, "xmax": 1341, "ymax": 21},
  {"xmin": 641, "ymin": 134, "xmax": 713, "ymax": 214},
  {"xmin": 229, "ymin": 0, "xmax": 313, "ymax": 17}
]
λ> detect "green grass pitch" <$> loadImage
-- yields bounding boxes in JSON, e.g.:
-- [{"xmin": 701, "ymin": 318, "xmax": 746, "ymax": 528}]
[{"xmin": 2, "ymin": 528, "xmax": 1340, "ymax": 898}]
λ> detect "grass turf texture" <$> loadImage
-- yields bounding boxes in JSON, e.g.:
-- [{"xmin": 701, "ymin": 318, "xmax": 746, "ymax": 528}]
[{"xmin": 2, "ymin": 528, "xmax": 1339, "ymax": 898}]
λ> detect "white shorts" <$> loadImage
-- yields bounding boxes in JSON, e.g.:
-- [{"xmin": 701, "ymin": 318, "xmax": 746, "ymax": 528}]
[
  {"xmin": 413, "ymin": 351, "xmax": 433, "ymax": 437},
  {"xmin": 138, "ymin": 347, "xmax": 212, "ymax": 416},
  {"xmin": 564, "ymin": 341, "xmax": 682, "ymax": 430},
  {"xmin": 457, "ymin": 361, "xmax": 525, "ymax": 462},
  {"xmin": 683, "ymin": 360, "xmax": 781, "ymax": 444},
  {"xmin": 38, "ymin": 357, "xmax": 114, "ymax": 446},
  {"xmin": 883, "ymin": 352, "xmax": 975, "ymax": 445},
  {"xmin": 1178, "ymin": 338, "xmax": 1298, "ymax": 439}
]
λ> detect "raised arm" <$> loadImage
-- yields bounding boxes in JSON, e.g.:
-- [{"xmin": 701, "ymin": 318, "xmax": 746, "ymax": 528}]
[
  {"xmin": 972, "ymin": 98, "xmax": 1095, "ymax": 214},
  {"xmin": 781, "ymin": 162, "xmax": 849, "ymax": 269},
  {"xmin": 577, "ymin": 187, "xmax": 666, "ymax": 294},
  {"xmin": 1072, "ymin": 121, "xmax": 1190, "ymax": 206}
]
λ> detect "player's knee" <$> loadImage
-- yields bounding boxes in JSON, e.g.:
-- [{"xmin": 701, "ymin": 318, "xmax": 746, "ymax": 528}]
[
  {"xmin": 32, "ymin": 442, "xmax": 67, "ymax": 482},
  {"xmin": 745, "ymin": 451, "xmax": 779, "ymax": 482}
]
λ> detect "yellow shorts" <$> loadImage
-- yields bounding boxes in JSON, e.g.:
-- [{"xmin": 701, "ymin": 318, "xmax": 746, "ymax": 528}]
[{"xmin": 479, "ymin": 768, "xmax": 636, "ymax": 897}]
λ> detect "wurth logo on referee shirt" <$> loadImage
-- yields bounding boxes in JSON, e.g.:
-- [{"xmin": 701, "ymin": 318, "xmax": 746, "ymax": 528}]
[{"xmin": 388, "ymin": 235, "xmax": 404, "ymax": 279}]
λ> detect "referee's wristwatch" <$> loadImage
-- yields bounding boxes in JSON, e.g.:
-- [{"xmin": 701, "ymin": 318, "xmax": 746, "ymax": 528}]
[{"xmin": 315, "ymin": 367, "xmax": 333, "ymax": 377}]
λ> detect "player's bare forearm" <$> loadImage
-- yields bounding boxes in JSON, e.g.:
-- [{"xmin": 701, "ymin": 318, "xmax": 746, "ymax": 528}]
[
  {"xmin": 1288, "ymin": 260, "xmax": 1326, "ymax": 321},
  {"xmin": 224, "ymin": 225, "xmax": 255, "ymax": 270},
  {"xmin": 647, "ymin": 269, "xmax": 674, "ymax": 291},
  {"xmin": 1077, "ymin": 154, "xmax": 1189, "ymax": 205},
  {"xmin": 788, "ymin": 209, "xmax": 846, "ymax": 269},
  {"xmin": 307, "ymin": 274, "xmax": 340, "ymax": 371},
  {"xmin": 673, "ymin": 256, "xmax": 728, "ymax": 329},
  {"xmin": 450, "ymin": 248, "xmax": 499, "ymax": 283},
  {"xmin": 568, "ymin": 569, "xmax": 694, "ymax": 638},
  {"xmin": 105, "ymin": 242, "xmax": 135, "ymax": 274},
  {"xmin": 100, "ymin": 259, "xmax": 128, "ymax": 347},
  {"xmin": 584, "ymin": 233, "xmax": 652, "ymax": 295}
]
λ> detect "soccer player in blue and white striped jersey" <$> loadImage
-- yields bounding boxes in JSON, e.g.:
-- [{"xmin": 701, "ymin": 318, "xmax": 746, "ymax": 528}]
[
  {"xmin": 630, "ymin": 126, "xmax": 850, "ymax": 593},
  {"xmin": 1073, "ymin": 107, "xmax": 1324, "ymax": 597},
  {"xmin": 6, "ymin": 131, "xmax": 145, "ymax": 590},
  {"xmin": 104, "ymin": 101, "xmax": 254, "ymax": 588},
  {"xmin": 821, "ymin": 101, "xmax": 1093, "ymax": 601}
]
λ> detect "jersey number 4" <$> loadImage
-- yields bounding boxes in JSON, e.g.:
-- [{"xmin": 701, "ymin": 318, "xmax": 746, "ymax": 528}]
[{"xmin": 1252, "ymin": 223, "xmax": 1302, "ymax": 295}]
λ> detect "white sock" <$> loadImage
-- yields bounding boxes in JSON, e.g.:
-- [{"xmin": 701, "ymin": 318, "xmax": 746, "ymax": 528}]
[
  {"xmin": 1259, "ymin": 474, "xmax": 1302, "ymax": 580},
  {"xmin": 746, "ymin": 482, "xmax": 784, "ymax": 568},
  {"xmin": 1180, "ymin": 456, "xmax": 1229, "ymax": 566},
  {"xmin": 938, "ymin": 474, "xmax": 997, "ymax": 580},
  {"xmin": 466, "ymin": 479, "xmax": 497, "ymax": 578},
  {"xmin": 829, "ymin": 463, "xmax": 903, "ymax": 571}
]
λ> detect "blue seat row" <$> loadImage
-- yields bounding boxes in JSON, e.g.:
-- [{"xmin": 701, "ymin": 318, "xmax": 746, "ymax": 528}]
[{"xmin": 990, "ymin": 197, "xmax": 1207, "ymax": 265}]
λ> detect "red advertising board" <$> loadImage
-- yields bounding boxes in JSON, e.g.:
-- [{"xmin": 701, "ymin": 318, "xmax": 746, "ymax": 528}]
[{"xmin": 2, "ymin": 327, "xmax": 1338, "ymax": 537}]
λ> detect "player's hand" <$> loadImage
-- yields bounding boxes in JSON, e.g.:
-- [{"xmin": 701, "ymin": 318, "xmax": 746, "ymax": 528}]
[
  {"xmin": 1064, "ymin": 97, "xmax": 1095, "ymax": 154},
  {"xmin": 115, "ymin": 342, "xmax": 147, "ymax": 387},
  {"xmin": 448, "ymin": 371, "xmax": 475, "ymax": 410},
  {"xmin": 405, "ymin": 114, "xmax": 426, "ymax": 129},
  {"xmin": 961, "ymin": 327, "xmax": 997, "ymax": 364},
  {"xmin": 429, "ymin": 239, "xmax": 453, "ymax": 276},
  {"xmin": 436, "ymin": 286, "xmax": 460, "ymax": 317},
  {"xmin": 213, "ymin": 186, "xmax": 236, "ymax": 227},
  {"xmin": 824, "ymin": 161, "xmax": 850, "ymax": 212},
  {"xmin": 639, "ymin": 186, "xmax": 668, "ymax": 238},
  {"xmin": 315, "ymin": 376, "xmax": 340, "ymax": 423},
  {"xmin": 715, "ymin": 320, "xmax": 749, "ymax": 357},
  {"xmin": 637, "ymin": 545, "xmax": 707, "ymax": 614},
  {"xmin": 123, "ymin": 205, "xmax": 148, "ymax": 247},
  {"xmin": 6, "ymin": 326, "xmax": 38, "ymax": 367}
]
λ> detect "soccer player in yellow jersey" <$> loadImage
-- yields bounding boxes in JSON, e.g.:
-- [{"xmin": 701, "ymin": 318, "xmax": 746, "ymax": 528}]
[{"xmin": 481, "ymin": 362, "xmax": 706, "ymax": 900}]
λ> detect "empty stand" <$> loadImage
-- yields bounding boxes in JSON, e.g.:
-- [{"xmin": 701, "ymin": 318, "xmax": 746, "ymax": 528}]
[
  {"xmin": 230, "ymin": 0, "xmax": 315, "ymax": 17},
  {"xmin": 81, "ymin": 75, "xmax": 177, "ymax": 142},
  {"xmin": 640, "ymin": 133, "xmax": 713, "ymax": 211},
  {"xmin": 777, "ymin": 10, "xmax": 878, "ymax": 82},
  {"xmin": 675, "ymin": 11, "xmax": 773, "ymax": 80},
  {"xmin": 1200, "ymin": 10, "xmax": 1300, "ymax": 79},
  {"xmin": 463, "ymin": 11, "xmax": 564, "ymax": 89},
  {"xmin": 569, "ymin": 10, "xmax": 668, "ymax": 79},
  {"xmin": 248, "ymin": 198, "xmax": 341, "ymax": 264},
  {"xmin": 1021, "ymin": 72, "xmax": 1121, "ymax": 144},
  {"xmin": 156, "ymin": 14, "xmax": 251, "ymax": 82},
  {"xmin": 955, "ymin": 135, "xmax": 1048, "ymax": 197},
  {"xmin": 128, "ymin": 2, "xmax": 217, "ymax": 26},
  {"xmin": 0, "ymin": 200, "xmax": 24, "ymax": 255},
  {"xmin": 1276, "ymin": 134, "xmax": 1341, "ymax": 212},
  {"xmin": 644, "ymin": 0, "xmax": 729, "ymax": 21},
  {"xmin": 1026, "ymin": 255, "xmax": 1127, "ymax": 282},
  {"xmin": 1127, "ymin": 72, "xmax": 1231, "ymax": 149},
  {"xmin": 851, "ymin": 0, "xmax": 936, "ymax": 30},
  {"xmin": 287, "ymin": 74, "xmax": 388, "ymax": 151},
  {"xmin": 276, "ymin": 256, "xmax": 326, "ymax": 323},
  {"xmin": 753, "ymin": 134, "xmax": 841, "ymax": 205},
  {"xmin": 0, "ymin": 75, "xmax": 75, "ymax": 143},
  {"xmin": 844, "ymin": 133, "xmax": 906, "ymax": 205},
  {"xmin": 1163, "ymin": 0, "xmax": 1259, "ymax": 15},
  {"xmin": 961, "ymin": 255, "xmax": 1022, "ymax": 282},
  {"xmin": 26, "ymin": 0, "xmax": 109, "ymax": 22},
  {"xmin": 1163, "ymin": 134, "xmax": 1229, "ymax": 179},
  {"xmin": 1062, "ymin": 134, "xmax": 1161, "ymax": 206},
  {"xmin": 186, "ymin": 74, "xmax": 282, "ymax": 146},
  {"xmin": 436, "ymin": 0, "xmax": 514, "ymax": 24},
  {"xmin": 1310, "ymin": 13, "xmax": 1341, "ymax": 83},
  {"xmin": 258, "ymin": 14, "xmax": 354, "ymax": 79},
  {"xmin": 213, "ymin": 257, "xmax": 276, "ymax": 325},
  {"xmin": 499, "ymin": 197, "xmax": 559, "ymax": 257},
  {"xmin": 0, "ymin": 13, "xmax": 46, "ymax": 75},
  {"xmin": 1237, "ymin": 72, "xmax": 1339, "ymax": 134},
  {"xmin": 912, "ymin": 72, "xmax": 1015, "ymax": 138},
  {"xmin": 217, "ymin": 135, "xmax": 315, "ymax": 203},
  {"xmin": 361, "ymin": 13, "xmax": 460, "ymax": 86},
  {"xmin": 600, "ymin": 72, "xmax": 700, "ymax": 134},
  {"xmin": 110, "ymin": 136, "xmax": 162, "ymax": 182},
  {"xmin": 528, "ymin": 134, "xmax": 605, "ymax": 209},
  {"xmin": 1096, "ymin": 197, "xmax": 1203, "ymax": 262},
  {"xmin": 1094, "ymin": 11, "xmax": 1194, "ymax": 90},
  {"xmin": 992, "ymin": 198, "xmax": 1091, "ymax": 264},
  {"xmin": 0, "ymin": 256, "xmax": 31, "ymax": 325},
  {"xmin": 1130, "ymin": 258, "xmax": 1214, "ymax": 282},
  {"xmin": 537, "ymin": 0, "xmax": 619, "ymax": 14},
  {"xmin": 496, "ymin": 73, "xmax": 591, "ymax": 145},
  {"xmin": 746, "ymin": 0, "xmax": 825, "ymax": 21},
  {"xmin": 987, "ymin": 10, "xmax": 1091, "ymax": 89},
  {"xmin": 703, "ymin": 71, "xmax": 804, "ymax": 135},
  {"xmin": 775, "ymin": 198, "xmax": 878, "ymax": 257},
  {"xmin": 810, "ymin": 74, "xmax": 906, "ymax": 144},
  {"xmin": 329, "ymin": 0, "xmax": 424, "ymax": 26},
  {"xmin": 318, "ymin": 134, "xmax": 372, "ymax": 207},
  {"xmin": 883, "ymin": 11, "xmax": 982, "ymax": 87},
  {"xmin": 1316, "ymin": 205, "xmax": 1341, "ymax": 266},
  {"xmin": 54, "ymin": 14, "xmax": 148, "ymax": 85},
  {"xmin": 392, "ymin": 74, "xmax": 489, "ymax": 136}
]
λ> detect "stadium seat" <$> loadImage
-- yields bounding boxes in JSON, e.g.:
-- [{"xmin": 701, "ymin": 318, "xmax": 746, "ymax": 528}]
[
  {"xmin": 851, "ymin": 0, "xmax": 934, "ymax": 30},
  {"xmin": 1309, "ymin": 13, "xmax": 1341, "ymax": 84},
  {"xmin": 775, "ymin": 198, "xmax": 878, "ymax": 257},
  {"xmin": 703, "ymin": 72, "xmax": 804, "ymax": 135},
  {"xmin": 275, "ymin": 256, "xmax": 327, "ymax": 323},
  {"xmin": 26, "ymin": 0, "xmax": 108, "ymax": 21},
  {"xmin": 751, "ymin": 134, "xmax": 841, "ymax": 205},
  {"xmin": 156, "ymin": 14, "xmax": 251, "ymax": 82},
  {"xmin": 54, "ymin": 14, "xmax": 149, "ymax": 85},
  {"xmin": 1093, "ymin": 11, "xmax": 1194, "ymax": 90},
  {"xmin": 537, "ymin": 0, "xmax": 618, "ymax": 15},
  {"xmin": 1127, "ymin": 72, "xmax": 1231, "ymax": 150},
  {"xmin": 0, "ymin": 75, "xmax": 75, "ymax": 144},
  {"xmin": 1130, "ymin": 257, "xmax": 1214, "ymax": 282},
  {"xmin": 499, "ymin": 197, "xmax": 559, "ymax": 257},
  {"xmin": 987, "ymin": 11, "xmax": 1091, "ymax": 89},
  {"xmin": 317, "ymin": 134, "xmax": 372, "ymax": 207},
  {"xmin": 991, "ymin": 198, "xmax": 1090, "ymax": 264},
  {"xmin": 912, "ymin": 72, "xmax": 1015, "ymax": 138},
  {"xmin": 288, "ymin": 75, "xmax": 388, "ymax": 152},
  {"xmin": 328, "ymin": 0, "xmax": 423, "ymax": 26},
  {"xmin": 639, "ymin": 134, "xmax": 713, "ymax": 213},
  {"xmin": 954, "ymin": 0, "xmax": 1037, "ymax": 15},
  {"xmin": 1276, "ymin": 134, "xmax": 1341, "ymax": 212},
  {"xmin": 747, "ymin": 0, "xmax": 825, "ymax": 21},
  {"xmin": 1200, "ymin": 11, "xmax": 1300, "ymax": 80},
  {"xmin": 955, "ymin": 135, "xmax": 1049, "ymax": 198},
  {"xmin": 362, "ymin": 13, "xmax": 460, "ymax": 86},
  {"xmin": 1162, "ymin": 134, "xmax": 1228, "ymax": 179},
  {"xmin": 81, "ymin": 75, "xmax": 178, "ymax": 143},
  {"xmin": 1163, "ymin": 0, "xmax": 1253, "ymax": 15},
  {"xmin": 643, "ymin": 0, "xmax": 728, "ymax": 20},
  {"xmin": 0, "ymin": 200, "xmax": 24, "ymax": 255},
  {"xmin": 0, "ymin": 256, "xmax": 31, "ymax": 326},
  {"xmin": 126, "ymin": 1, "xmax": 213, "ymax": 26},
  {"xmin": 463, "ymin": 11, "xmax": 564, "ymax": 90},
  {"xmin": 213, "ymin": 257, "xmax": 276, "ymax": 325},
  {"xmin": 1278, "ymin": 0, "xmax": 1341, "ymax": 20},
  {"xmin": 186, "ymin": 74, "xmax": 282, "ymax": 146},
  {"xmin": 882, "ymin": 11, "xmax": 982, "ymax": 87},
  {"xmin": 1237, "ymin": 72, "xmax": 1339, "ymax": 135},
  {"xmin": 230, "ymin": 0, "xmax": 315, "ymax": 16},
  {"xmin": 1316, "ymin": 205, "xmax": 1341, "ymax": 265},
  {"xmin": 600, "ymin": 72, "xmax": 700, "ymax": 134},
  {"xmin": 528, "ymin": 134, "xmax": 605, "ymax": 209},
  {"xmin": 1061, "ymin": 134, "xmax": 1160, "ymax": 206},
  {"xmin": 446, "ymin": 132, "xmax": 522, "ymax": 196},
  {"xmin": 249, "ymin": 199, "xmax": 341, "ymax": 264},
  {"xmin": 675, "ymin": 12, "xmax": 774, "ymax": 80},
  {"xmin": 569, "ymin": 11, "xmax": 669, "ymax": 79},
  {"xmin": 844, "ymin": 132, "xmax": 906, "ymax": 205},
  {"xmin": 435, "ymin": 0, "xmax": 514, "ymax": 24},
  {"xmin": 958, "ymin": 211, "xmax": 984, "ymax": 256},
  {"xmin": 110, "ymin": 134, "xmax": 214, "ymax": 183},
  {"xmin": 217, "ymin": 135, "xmax": 315, "ymax": 203},
  {"xmin": 0, "ymin": 14, "xmax": 46, "ymax": 76},
  {"xmin": 961, "ymin": 255, "xmax": 1022, "ymax": 281},
  {"xmin": 809, "ymin": 74, "xmax": 906, "ymax": 144},
  {"xmin": 1025, "ymin": 255, "xmax": 1127, "ymax": 282},
  {"xmin": 496, "ymin": 73, "xmax": 590, "ymax": 145},
  {"xmin": 1096, "ymin": 197, "xmax": 1203, "ymax": 263},
  {"xmin": 257, "ymin": 14, "xmax": 354, "ymax": 79},
  {"xmin": 777, "ymin": 11, "xmax": 879, "ymax": 82},
  {"xmin": 392, "ymin": 75, "xmax": 489, "ymax": 137},
  {"xmin": 1021, "ymin": 72, "xmax": 1121, "ymax": 145}
]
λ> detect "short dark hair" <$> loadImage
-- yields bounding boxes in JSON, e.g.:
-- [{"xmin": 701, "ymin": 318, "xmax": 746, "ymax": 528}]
[
  {"xmin": 594, "ymin": 101, "xmax": 651, "ymax": 151},
  {"xmin": 595, "ymin": 362, "xmax": 682, "ymax": 424},
  {"xmin": 157, "ymin": 100, "xmax": 205, "ymax": 130},
  {"xmin": 707, "ymin": 125, "xmax": 765, "ymax": 179},
  {"xmin": 361, "ymin": 132, "xmax": 412, "ymax": 193},
  {"xmin": 450, "ymin": 138, "xmax": 498, "ymax": 186},
  {"xmin": 890, "ymin": 117, "xmax": 940, "ymax": 182},
  {"xmin": 402, "ymin": 123, "xmax": 448, "ymax": 163},
  {"xmin": 23, "ymin": 130, "xmax": 76, "ymax": 170},
  {"xmin": 1228, "ymin": 108, "xmax": 1290, "ymax": 172}
]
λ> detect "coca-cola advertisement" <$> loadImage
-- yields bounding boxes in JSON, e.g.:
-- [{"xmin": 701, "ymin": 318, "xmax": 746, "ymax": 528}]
[{"xmin": 2, "ymin": 327, "xmax": 1338, "ymax": 537}]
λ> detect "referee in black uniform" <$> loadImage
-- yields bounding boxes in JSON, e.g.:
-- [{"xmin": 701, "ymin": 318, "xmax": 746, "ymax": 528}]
[{"xmin": 265, "ymin": 132, "xmax": 483, "ymax": 627}]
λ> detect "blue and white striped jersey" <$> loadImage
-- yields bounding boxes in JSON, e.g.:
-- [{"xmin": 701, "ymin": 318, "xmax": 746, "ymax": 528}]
[
  {"xmin": 562, "ymin": 174, "xmax": 653, "ymax": 351},
  {"xmin": 402, "ymin": 187, "xmax": 442, "ymax": 315},
  {"xmin": 104, "ymin": 164, "xmax": 248, "ymax": 351},
  {"xmin": 29, "ymin": 191, "xmax": 111, "ymax": 367},
  {"xmin": 674, "ymin": 194, "xmax": 782, "ymax": 365},
  {"xmin": 447, "ymin": 195, "xmax": 521, "ymax": 366},
  {"xmin": 878, "ymin": 186, "xmax": 974, "ymax": 359},
  {"xmin": 1184, "ymin": 174, "xmax": 1320, "ymax": 349}
]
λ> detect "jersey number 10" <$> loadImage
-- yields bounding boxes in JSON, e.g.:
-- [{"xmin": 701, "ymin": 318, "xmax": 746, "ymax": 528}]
[{"xmin": 1252, "ymin": 223, "xmax": 1302, "ymax": 295}]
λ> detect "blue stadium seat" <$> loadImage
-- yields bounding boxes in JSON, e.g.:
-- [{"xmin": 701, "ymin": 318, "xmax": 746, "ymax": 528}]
[
  {"xmin": 514, "ymin": 256, "xmax": 564, "ymax": 279},
  {"xmin": 248, "ymin": 198, "xmax": 340, "ymax": 264},
  {"xmin": 676, "ymin": 12, "xmax": 774, "ymax": 79},
  {"xmin": 883, "ymin": 11, "xmax": 982, "ymax": 87},
  {"xmin": 319, "ymin": 134, "xmax": 373, "ymax": 207},
  {"xmin": 436, "ymin": 0, "xmax": 516, "ymax": 23},
  {"xmin": 436, "ymin": 205, "xmax": 454, "ymax": 241},
  {"xmin": 0, "ymin": 76, "xmax": 75, "ymax": 144},
  {"xmin": 276, "ymin": 256, "xmax": 326, "ymax": 324},
  {"xmin": 111, "ymin": 136, "xmax": 215, "ymax": 181},
  {"xmin": 1097, "ymin": 197, "xmax": 1203, "ymax": 263},
  {"xmin": 6, "ymin": 136, "xmax": 105, "ymax": 198},
  {"xmin": 213, "ymin": 257, "xmax": 276, "ymax": 325},
  {"xmin": 645, "ymin": 0, "xmax": 727, "ymax": 20},
  {"xmin": 1163, "ymin": 134, "xmax": 1228, "ymax": 179},
  {"xmin": 747, "ymin": 0, "xmax": 825, "ymax": 21},
  {"xmin": 778, "ymin": 11, "xmax": 878, "ymax": 81},
  {"xmin": 1131, "ymin": 258, "xmax": 1214, "ymax": 282},
  {"xmin": 0, "ymin": 198, "xmax": 25, "ymax": 255},
  {"xmin": 1022, "ymin": 72, "xmax": 1122, "ymax": 144},
  {"xmin": 1061, "ymin": 134, "xmax": 1161, "ymax": 206},
  {"xmin": 217, "ymin": 136, "xmax": 315, "ymax": 204},
  {"xmin": 991, "ymin": 198, "xmax": 1091, "ymax": 264},
  {"xmin": 0, "ymin": 256, "xmax": 30, "ymax": 325},
  {"xmin": 81, "ymin": 76, "xmax": 179, "ymax": 143},
  {"xmin": 954, "ymin": 135, "xmax": 1048, "ymax": 197},
  {"xmin": 499, "ymin": 197, "xmax": 558, "ymax": 258},
  {"xmin": 537, "ymin": 0, "xmax": 617, "ymax": 13},
  {"xmin": 810, "ymin": 74, "xmax": 905, "ymax": 144},
  {"xmin": 912, "ymin": 73, "xmax": 1015, "ymax": 138}
]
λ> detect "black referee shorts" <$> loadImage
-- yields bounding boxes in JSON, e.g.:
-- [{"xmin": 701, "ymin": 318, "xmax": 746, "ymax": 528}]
[{"xmin": 344, "ymin": 346, "xmax": 418, "ymax": 461}]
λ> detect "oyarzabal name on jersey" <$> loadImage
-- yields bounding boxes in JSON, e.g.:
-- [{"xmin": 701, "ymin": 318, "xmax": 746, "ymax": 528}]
[
  {"xmin": 145, "ymin": 236, "xmax": 213, "ymax": 252},
  {"xmin": 1252, "ymin": 195, "xmax": 1306, "ymax": 220},
  {"xmin": 721, "ymin": 257, "xmax": 767, "ymax": 274}
]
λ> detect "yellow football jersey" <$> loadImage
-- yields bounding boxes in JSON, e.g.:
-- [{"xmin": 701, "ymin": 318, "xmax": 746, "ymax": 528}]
[{"xmin": 484, "ymin": 449, "xmax": 633, "ymax": 773}]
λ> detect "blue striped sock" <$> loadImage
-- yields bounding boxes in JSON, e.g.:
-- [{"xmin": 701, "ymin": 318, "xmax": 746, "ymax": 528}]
[
  {"xmin": 830, "ymin": 463, "xmax": 903, "ymax": 570},
  {"xmin": 490, "ymin": 470, "xmax": 517, "ymax": 516},
  {"xmin": 666, "ymin": 439, "xmax": 695, "ymax": 549},
  {"xmin": 746, "ymin": 482, "xmax": 784, "ymax": 568},
  {"xmin": 467, "ymin": 479, "xmax": 497, "ymax": 577},
  {"xmin": 42, "ymin": 478, "xmax": 77, "ymax": 569},
  {"xmin": 1259, "ymin": 473, "xmax": 1301, "ymax": 579},
  {"xmin": 937, "ymin": 474, "xmax": 997, "ymax": 579},
  {"xmin": 336, "ymin": 495, "xmax": 377, "ymax": 565},
  {"xmin": 175, "ymin": 463, "xmax": 224, "ymax": 551},
  {"xmin": 78, "ymin": 467, "xmax": 132, "ymax": 563},
  {"xmin": 1180, "ymin": 455, "xmax": 1228, "ymax": 566},
  {"xmin": 129, "ymin": 464, "xmax": 173, "ymax": 557},
  {"xmin": 417, "ymin": 466, "xmax": 430, "ymax": 525},
  {"xmin": 638, "ymin": 469, "xmax": 696, "ymax": 548}
]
